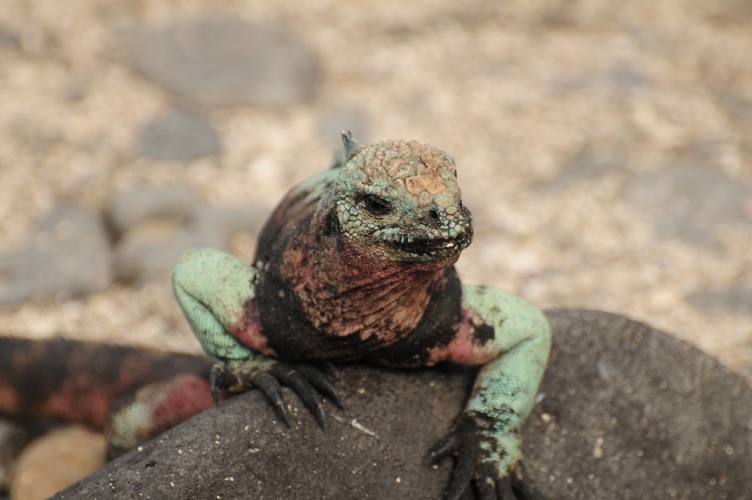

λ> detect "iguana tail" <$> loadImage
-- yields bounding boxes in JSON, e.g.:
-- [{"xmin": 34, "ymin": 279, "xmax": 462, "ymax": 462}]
[{"xmin": 0, "ymin": 337, "xmax": 214, "ymax": 457}]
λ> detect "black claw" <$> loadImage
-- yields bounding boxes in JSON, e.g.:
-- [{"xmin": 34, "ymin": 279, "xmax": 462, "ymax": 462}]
[
  {"xmin": 511, "ymin": 480, "xmax": 545, "ymax": 498},
  {"xmin": 296, "ymin": 364, "xmax": 346, "ymax": 410},
  {"xmin": 475, "ymin": 477, "xmax": 496, "ymax": 500},
  {"xmin": 509, "ymin": 463, "xmax": 547, "ymax": 500},
  {"xmin": 273, "ymin": 367, "xmax": 328, "ymax": 430},
  {"xmin": 209, "ymin": 364, "xmax": 238, "ymax": 406},
  {"xmin": 496, "ymin": 477, "xmax": 515, "ymax": 500},
  {"xmin": 250, "ymin": 372, "xmax": 291, "ymax": 427},
  {"xmin": 425, "ymin": 432, "xmax": 461, "ymax": 465},
  {"xmin": 317, "ymin": 361, "xmax": 340, "ymax": 379},
  {"xmin": 446, "ymin": 449, "xmax": 475, "ymax": 500}
]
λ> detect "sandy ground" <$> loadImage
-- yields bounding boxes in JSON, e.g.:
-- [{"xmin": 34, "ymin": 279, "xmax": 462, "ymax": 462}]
[{"xmin": 0, "ymin": 0, "xmax": 751, "ymax": 386}]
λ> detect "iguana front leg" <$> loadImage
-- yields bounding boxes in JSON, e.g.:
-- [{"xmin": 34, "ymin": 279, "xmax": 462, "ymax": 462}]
[
  {"xmin": 172, "ymin": 247, "xmax": 341, "ymax": 428},
  {"xmin": 428, "ymin": 285, "xmax": 551, "ymax": 500}
]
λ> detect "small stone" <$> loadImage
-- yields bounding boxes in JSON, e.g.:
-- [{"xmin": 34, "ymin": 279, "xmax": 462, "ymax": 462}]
[
  {"xmin": 113, "ymin": 203, "xmax": 269, "ymax": 284},
  {"xmin": 627, "ymin": 165, "xmax": 752, "ymax": 249},
  {"xmin": 138, "ymin": 109, "xmax": 220, "ymax": 161},
  {"xmin": 130, "ymin": 17, "xmax": 320, "ymax": 107},
  {"xmin": 0, "ymin": 25, "xmax": 21, "ymax": 51},
  {"xmin": 114, "ymin": 219, "xmax": 226, "ymax": 285},
  {"xmin": 538, "ymin": 144, "xmax": 620, "ymax": 189},
  {"xmin": 0, "ymin": 205, "xmax": 113, "ymax": 308},
  {"xmin": 716, "ymin": 91, "xmax": 752, "ymax": 125},
  {"xmin": 108, "ymin": 186, "xmax": 197, "ymax": 236},
  {"xmin": 9, "ymin": 426, "xmax": 105, "ymax": 500},
  {"xmin": 685, "ymin": 287, "xmax": 752, "ymax": 315},
  {"xmin": 188, "ymin": 206, "xmax": 269, "ymax": 237}
]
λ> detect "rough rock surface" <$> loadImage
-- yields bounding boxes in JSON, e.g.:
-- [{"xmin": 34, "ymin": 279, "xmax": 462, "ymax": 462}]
[{"xmin": 57, "ymin": 310, "xmax": 752, "ymax": 500}]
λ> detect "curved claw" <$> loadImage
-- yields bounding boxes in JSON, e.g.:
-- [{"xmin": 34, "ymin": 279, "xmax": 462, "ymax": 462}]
[
  {"xmin": 425, "ymin": 431, "xmax": 462, "ymax": 465},
  {"xmin": 271, "ymin": 365, "xmax": 327, "ymax": 430},
  {"xmin": 315, "ymin": 361, "xmax": 340, "ymax": 379},
  {"xmin": 510, "ymin": 463, "xmax": 546, "ymax": 500},
  {"xmin": 296, "ymin": 364, "xmax": 346, "ymax": 410},
  {"xmin": 249, "ymin": 371, "xmax": 291, "ymax": 427},
  {"xmin": 496, "ymin": 477, "xmax": 516, "ymax": 500},
  {"xmin": 427, "ymin": 416, "xmax": 546, "ymax": 500},
  {"xmin": 476, "ymin": 477, "xmax": 496, "ymax": 500},
  {"xmin": 209, "ymin": 364, "xmax": 239, "ymax": 406},
  {"xmin": 220, "ymin": 359, "xmax": 344, "ymax": 431},
  {"xmin": 445, "ymin": 447, "xmax": 475, "ymax": 500}
]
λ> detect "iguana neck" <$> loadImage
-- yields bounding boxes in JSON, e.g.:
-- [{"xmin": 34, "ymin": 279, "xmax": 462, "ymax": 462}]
[{"xmin": 279, "ymin": 209, "xmax": 448, "ymax": 343}]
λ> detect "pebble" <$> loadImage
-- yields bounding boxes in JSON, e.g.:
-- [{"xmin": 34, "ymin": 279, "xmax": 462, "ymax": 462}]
[
  {"xmin": 685, "ymin": 286, "xmax": 752, "ymax": 315},
  {"xmin": 0, "ymin": 206, "xmax": 113, "ymax": 308},
  {"xmin": 627, "ymin": 165, "xmax": 752, "ymax": 249},
  {"xmin": 137, "ymin": 109, "xmax": 220, "ymax": 161},
  {"xmin": 108, "ymin": 186, "xmax": 197, "ymax": 237},
  {"xmin": 9, "ymin": 426, "xmax": 105, "ymax": 500},
  {"xmin": 537, "ymin": 144, "xmax": 620, "ymax": 189},
  {"xmin": 109, "ymin": 188, "xmax": 268, "ymax": 284},
  {"xmin": 130, "ymin": 17, "xmax": 320, "ymax": 107}
]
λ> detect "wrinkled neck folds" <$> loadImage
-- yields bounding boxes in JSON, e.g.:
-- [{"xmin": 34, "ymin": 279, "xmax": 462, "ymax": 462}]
[{"xmin": 280, "ymin": 224, "xmax": 449, "ymax": 344}]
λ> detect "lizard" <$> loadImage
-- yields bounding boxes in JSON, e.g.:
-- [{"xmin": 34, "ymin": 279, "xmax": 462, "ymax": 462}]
[{"xmin": 172, "ymin": 132, "xmax": 552, "ymax": 500}]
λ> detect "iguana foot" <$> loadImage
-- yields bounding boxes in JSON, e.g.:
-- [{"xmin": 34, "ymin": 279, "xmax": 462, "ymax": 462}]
[
  {"xmin": 426, "ymin": 413, "xmax": 545, "ymax": 500},
  {"xmin": 210, "ymin": 361, "xmax": 344, "ymax": 430}
]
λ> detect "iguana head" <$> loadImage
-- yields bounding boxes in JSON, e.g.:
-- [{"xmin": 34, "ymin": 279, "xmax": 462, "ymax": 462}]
[{"xmin": 333, "ymin": 134, "xmax": 473, "ymax": 269}]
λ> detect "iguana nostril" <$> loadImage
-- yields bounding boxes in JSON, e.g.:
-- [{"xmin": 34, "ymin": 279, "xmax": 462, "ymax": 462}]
[{"xmin": 428, "ymin": 209, "xmax": 440, "ymax": 221}]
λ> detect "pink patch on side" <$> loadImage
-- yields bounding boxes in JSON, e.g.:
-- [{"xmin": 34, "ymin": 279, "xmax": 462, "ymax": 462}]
[
  {"xmin": 428, "ymin": 308, "xmax": 496, "ymax": 367},
  {"xmin": 230, "ymin": 306, "xmax": 276, "ymax": 357},
  {"xmin": 147, "ymin": 374, "xmax": 215, "ymax": 440}
]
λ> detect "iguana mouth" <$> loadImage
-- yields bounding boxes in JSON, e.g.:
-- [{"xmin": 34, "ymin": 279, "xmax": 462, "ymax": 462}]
[{"xmin": 389, "ymin": 229, "xmax": 473, "ymax": 257}]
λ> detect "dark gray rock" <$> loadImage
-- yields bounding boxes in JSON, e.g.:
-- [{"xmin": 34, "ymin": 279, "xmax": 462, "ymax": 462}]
[
  {"xmin": 685, "ymin": 286, "xmax": 752, "ymax": 315},
  {"xmin": 130, "ymin": 17, "xmax": 320, "ymax": 107},
  {"xmin": 538, "ymin": 144, "xmax": 621, "ymax": 189},
  {"xmin": 552, "ymin": 66, "xmax": 651, "ymax": 97},
  {"xmin": 114, "ymin": 220, "xmax": 227, "ymax": 285},
  {"xmin": 627, "ymin": 165, "xmax": 752, "ymax": 249},
  {"xmin": 137, "ymin": 109, "xmax": 220, "ymax": 161},
  {"xmin": 110, "ymin": 189, "xmax": 269, "ymax": 284},
  {"xmin": 57, "ymin": 310, "xmax": 752, "ymax": 499},
  {"xmin": 0, "ymin": 26, "xmax": 20, "ymax": 51},
  {"xmin": 0, "ymin": 205, "xmax": 113, "ymax": 308},
  {"xmin": 187, "ymin": 205, "xmax": 269, "ymax": 237},
  {"xmin": 716, "ymin": 91, "xmax": 752, "ymax": 126},
  {"xmin": 108, "ymin": 186, "xmax": 197, "ymax": 236}
]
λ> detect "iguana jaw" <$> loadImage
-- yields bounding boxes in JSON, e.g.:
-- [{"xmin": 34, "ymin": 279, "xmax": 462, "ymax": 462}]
[{"xmin": 384, "ymin": 206, "xmax": 473, "ymax": 263}]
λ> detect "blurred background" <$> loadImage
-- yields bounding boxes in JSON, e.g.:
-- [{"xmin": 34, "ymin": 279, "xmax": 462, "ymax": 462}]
[{"xmin": 0, "ymin": 0, "xmax": 751, "ymax": 496}]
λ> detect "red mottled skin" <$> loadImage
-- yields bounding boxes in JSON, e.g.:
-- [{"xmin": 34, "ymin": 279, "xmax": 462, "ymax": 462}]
[{"xmin": 428, "ymin": 308, "xmax": 497, "ymax": 366}]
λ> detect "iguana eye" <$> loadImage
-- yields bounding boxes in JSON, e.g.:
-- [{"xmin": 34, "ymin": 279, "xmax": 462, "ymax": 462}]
[{"xmin": 361, "ymin": 195, "xmax": 392, "ymax": 216}]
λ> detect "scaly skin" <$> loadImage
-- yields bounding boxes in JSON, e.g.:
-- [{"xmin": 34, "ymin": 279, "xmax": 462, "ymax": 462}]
[
  {"xmin": 173, "ymin": 133, "xmax": 551, "ymax": 499},
  {"xmin": 0, "ymin": 337, "xmax": 215, "ymax": 458}
]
